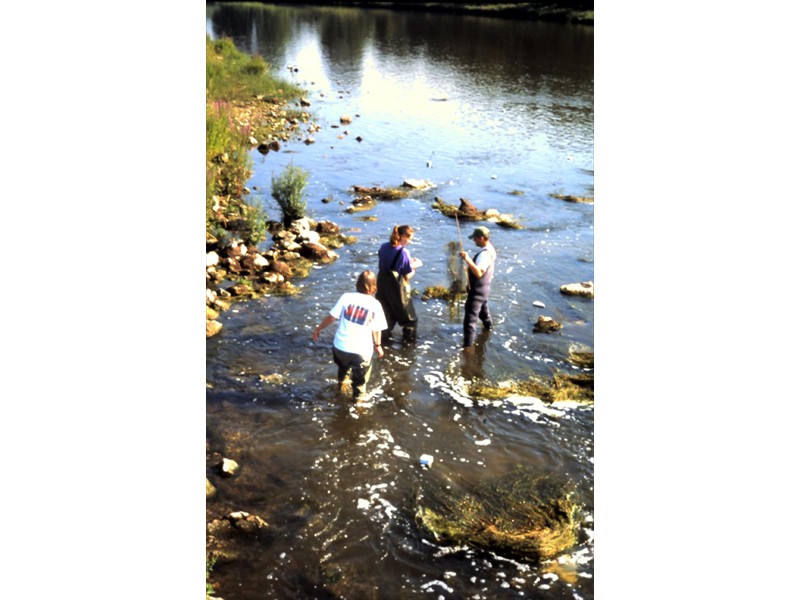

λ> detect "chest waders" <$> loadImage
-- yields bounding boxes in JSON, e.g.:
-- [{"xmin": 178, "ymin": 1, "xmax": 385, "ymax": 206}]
[{"xmin": 464, "ymin": 247, "xmax": 494, "ymax": 347}]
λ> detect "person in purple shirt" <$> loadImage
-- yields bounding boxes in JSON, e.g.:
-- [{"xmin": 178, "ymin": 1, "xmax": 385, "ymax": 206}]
[{"xmin": 376, "ymin": 224, "xmax": 422, "ymax": 344}]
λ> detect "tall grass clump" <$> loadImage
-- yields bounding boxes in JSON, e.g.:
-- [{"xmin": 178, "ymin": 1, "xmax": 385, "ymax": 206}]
[
  {"xmin": 271, "ymin": 164, "xmax": 309, "ymax": 226},
  {"xmin": 206, "ymin": 36, "xmax": 301, "ymax": 103},
  {"xmin": 240, "ymin": 198, "xmax": 269, "ymax": 246},
  {"xmin": 206, "ymin": 102, "xmax": 254, "ymax": 235},
  {"xmin": 206, "ymin": 553, "xmax": 218, "ymax": 597}
]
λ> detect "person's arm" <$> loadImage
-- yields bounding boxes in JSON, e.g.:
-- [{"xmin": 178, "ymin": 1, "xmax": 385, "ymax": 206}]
[
  {"xmin": 313, "ymin": 314, "xmax": 337, "ymax": 341},
  {"xmin": 460, "ymin": 251, "xmax": 486, "ymax": 278},
  {"xmin": 403, "ymin": 248, "xmax": 421, "ymax": 281},
  {"xmin": 372, "ymin": 331, "xmax": 384, "ymax": 358}
]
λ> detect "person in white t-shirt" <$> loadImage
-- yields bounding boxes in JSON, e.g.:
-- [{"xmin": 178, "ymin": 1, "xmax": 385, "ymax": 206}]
[
  {"xmin": 312, "ymin": 270, "xmax": 388, "ymax": 401},
  {"xmin": 459, "ymin": 226, "xmax": 496, "ymax": 348}
]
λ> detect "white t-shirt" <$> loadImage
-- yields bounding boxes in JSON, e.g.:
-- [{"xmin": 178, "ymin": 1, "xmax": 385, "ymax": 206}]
[
  {"xmin": 329, "ymin": 292, "xmax": 388, "ymax": 358},
  {"xmin": 474, "ymin": 244, "xmax": 496, "ymax": 272}
]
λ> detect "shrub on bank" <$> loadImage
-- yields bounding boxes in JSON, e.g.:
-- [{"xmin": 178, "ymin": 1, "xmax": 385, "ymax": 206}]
[{"xmin": 271, "ymin": 164, "xmax": 309, "ymax": 226}]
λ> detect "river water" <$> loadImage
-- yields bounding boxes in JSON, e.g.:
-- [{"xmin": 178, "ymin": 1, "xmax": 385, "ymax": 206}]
[{"xmin": 206, "ymin": 4, "xmax": 594, "ymax": 599}]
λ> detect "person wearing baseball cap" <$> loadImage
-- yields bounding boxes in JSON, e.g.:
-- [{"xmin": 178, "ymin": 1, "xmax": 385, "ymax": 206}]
[{"xmin": 459, "ymin": 226, "xmax": 496, "ymax": 348}]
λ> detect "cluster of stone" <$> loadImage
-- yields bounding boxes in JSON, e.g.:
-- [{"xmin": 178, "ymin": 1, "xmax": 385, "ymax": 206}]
[
  {"xmin": 206, "ymin": 218, "xmax": 345, "ymax": 337},
  {"xmin": 432, "ymin": 196, "xmax": 523, "ymax": 229}
]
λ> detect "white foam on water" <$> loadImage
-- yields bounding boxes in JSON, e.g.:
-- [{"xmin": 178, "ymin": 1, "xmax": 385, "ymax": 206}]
[
  {"xmin": 357, "ymin": 428, "xmax": 395, "ymax": 448},
  {"xmin": 420, "ymin": 580, "xmax": 454, "ymax": 593},
  {"xmin": 504, "ymin": 395, "xmax": 578, "ymax": 419},
  {"xmin": 424, "ymin": 370, "xmax": 473, "ymax": 406}
]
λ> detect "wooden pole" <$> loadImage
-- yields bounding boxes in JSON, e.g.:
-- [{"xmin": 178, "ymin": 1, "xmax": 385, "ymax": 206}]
[{"xmin": 455, "ymin": 212, "xmax": 464, "ymax": 251}]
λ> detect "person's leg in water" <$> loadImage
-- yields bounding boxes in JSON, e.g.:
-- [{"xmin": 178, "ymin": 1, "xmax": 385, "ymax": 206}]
[
  {"xmin": 380, "ymin": 308, "xmax": 396, "ymax": 345},
  {"xmin": 400, "ymin": 291, "xmax": 418, "ymax": 345},
  {"xmin": 350, "ymin": 354, "xmax": 375, "ymax": 402},
  {"xmin": 463, "ymin": 293, "xmax": 481, "ymax": 348},
  {"xmin": 332, "ymin": 348, "xmax": 353, "ymax": 393},
  {"xmin": 401, "ymin": 320, "xmax": 417, "ymax": 345},
  {"xmin": 479, "ymin": 299, "xmax": 493, "ymax": 329},
  {"xmin": 461, "ymin": 327, "xmax": 490, "ymax": 379}
]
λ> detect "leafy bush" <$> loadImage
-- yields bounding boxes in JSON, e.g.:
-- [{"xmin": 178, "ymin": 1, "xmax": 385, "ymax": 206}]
[
  {"xmin": 271, "ymin": 164, "xmax": 309, "ymax": 226},
  {"xmin": 241, "ymin": 198, "xmax": 269, "ymax": 246}
]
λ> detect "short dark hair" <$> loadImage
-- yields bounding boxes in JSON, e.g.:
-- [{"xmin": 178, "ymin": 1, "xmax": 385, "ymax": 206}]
[{"xmin": 356, "ymin": 270, "xmax": 377, "ymax": 294}]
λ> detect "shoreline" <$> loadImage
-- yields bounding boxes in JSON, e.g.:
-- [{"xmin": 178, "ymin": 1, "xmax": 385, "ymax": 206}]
[{"xmin": 212, "ymin": 1, "xmax": 594, "ymax": 25}]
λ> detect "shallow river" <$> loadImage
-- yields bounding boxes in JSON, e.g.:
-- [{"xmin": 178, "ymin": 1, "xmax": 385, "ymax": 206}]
[{"xmin": 206, "ymin": 4, "xmax": 594, "ymax": 599}]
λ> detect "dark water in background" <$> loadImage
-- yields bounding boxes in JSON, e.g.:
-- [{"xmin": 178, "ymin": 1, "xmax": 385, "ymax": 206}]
[{"xmin": 206, "ymin": 4, "xmax": 594, "ymax": 598}]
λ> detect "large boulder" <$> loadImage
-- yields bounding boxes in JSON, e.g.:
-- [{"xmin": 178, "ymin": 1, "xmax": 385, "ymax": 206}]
[
  {"xmin": 206, "ymin": 478, "xmax": 217, "ymax": 498},
  {"xmin": 241, "ymin": 253, "xmax": 269, "ymax": 273},
  {"xmin": 459, "ymin": 197, "xmax": 482, "ymax": 217},
  {"xmin": 402, "ymin": 178, "xmax": 434, "ymax": 189},
  {"xmin": 346, "ymin": 195, "xmax": 376, "ymax": 213},
  {"xmin": 316, "ymin": 220, "xmax": 340, "ymax": 235},
  {"xmin": 220, "ymin": 457, "xmax": 239, "ymax": 477},
  {"xmin": 301, "ymin": 242, "xmax": 337, "ymax": 262},
  {"xmin": 206, "ymin": 320, "xmax": 222, "ymax": 337},
  {"xmin": 270, "ymin": 260, "xmax": 293, "ymax": 278},
  {"xmin": 560, "ymin": 281, "xmax": 594, "ymax": 299},
  {"xmin": 261, "ymin": 272, "xmax": 285, "ymax": 284},
  {"xmin": 297, "ymin": 230, "xmax": 321, "ymax": 244},
  {"xmin": 223, "ymin": 243, "xmax": 247, "ymax": 259},
  {"xmin": 289, "ymin": 218, "xmax": 313, "ymax": 234},
  {"xmin": 533, "ymin": 315, "xmax": 563, "ymax": 333}
]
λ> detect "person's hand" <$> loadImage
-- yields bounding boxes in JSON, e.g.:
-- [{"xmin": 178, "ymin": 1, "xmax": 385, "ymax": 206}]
[
  {"xmin": 312, "ymin": 328, "xmax": 320, "ymax": 341},
  {"xmin": 459, "ymin": 250, "xmax": 467, "ymax": 260},
  {"xmin": 375, "ymin": 344, "xmax": 384, "ymax": 359}
]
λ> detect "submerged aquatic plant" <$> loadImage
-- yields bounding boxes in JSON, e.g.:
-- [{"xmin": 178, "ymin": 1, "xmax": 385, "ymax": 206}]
[
  {"xmin": 470, "ymin": 372, "xmax": 594, "ymax": 404},
  {"xmin": 415, "ymin": 469, "xmax": 579, "ymax": 562}
]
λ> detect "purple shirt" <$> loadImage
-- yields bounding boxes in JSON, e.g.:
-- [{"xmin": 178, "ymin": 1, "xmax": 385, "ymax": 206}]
[{"xmin": 378, "ymin": 242, "xmax": 412, "ymax": 276}]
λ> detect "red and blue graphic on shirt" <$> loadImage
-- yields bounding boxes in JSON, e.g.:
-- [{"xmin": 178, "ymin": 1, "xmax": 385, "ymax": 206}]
[{"xmin": 343, "ymin": 303, "xmax": 371, "ymax": 325}]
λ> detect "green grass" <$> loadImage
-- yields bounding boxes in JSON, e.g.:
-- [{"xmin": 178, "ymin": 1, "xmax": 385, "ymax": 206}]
[
  {"xmin": 206, "ymin": 553, "xmax": 217, "ymax": 597},
  {"xmin": 206, "ymin": 36, "xmax": 306, "ymax": 240},
  {"xmin": 206, "ymin": 37, "xmax": 303, "ymax": 103}
]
